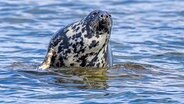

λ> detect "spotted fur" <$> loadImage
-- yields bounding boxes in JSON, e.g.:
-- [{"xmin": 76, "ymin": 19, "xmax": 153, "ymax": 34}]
[{"xmin": 39, "ymin": 10, "xmax": 113, "ymax": 70}]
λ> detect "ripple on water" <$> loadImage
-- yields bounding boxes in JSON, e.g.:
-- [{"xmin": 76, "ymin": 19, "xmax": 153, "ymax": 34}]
[{"xmin": 0, "ymin": 0, "xmax": 184, "ymax": 104}]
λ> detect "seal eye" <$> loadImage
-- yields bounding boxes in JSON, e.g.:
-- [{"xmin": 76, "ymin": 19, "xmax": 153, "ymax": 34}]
[{"xmin": 93, "ymin": 12, "xmax": 98, "ymax": 16}]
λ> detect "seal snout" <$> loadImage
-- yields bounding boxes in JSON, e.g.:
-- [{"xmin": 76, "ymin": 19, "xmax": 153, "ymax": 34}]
[
  {"xmin": 86, "ymin": 10, "xmax": 112, "ymax": 33},
  {"xmin": 97, "ymin": 11, "xmax": 112, "ymax": 32},
  {"xmin": 99, "ymin": 12, "xmax": 111, "ymax": 21}
]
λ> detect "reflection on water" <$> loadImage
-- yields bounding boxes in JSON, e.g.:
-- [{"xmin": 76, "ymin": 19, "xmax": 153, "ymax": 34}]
[
  {"xmin": 10, "ymin": 62, "xmax": 159, "ymax": 90},
  {"xmin": 54, "ymin": 68, "xmax": 108, "ymax": 89},
  {"xmin": 1, "ymin": 0, "xmax": 184, "ymax": 104}
]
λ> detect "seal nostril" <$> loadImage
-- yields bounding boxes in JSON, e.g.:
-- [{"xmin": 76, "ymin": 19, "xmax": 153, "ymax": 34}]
[
  {"xmin": 106, "ymin": 15, "xmax": 108, "ymax": 18},
  {"xmin": 101, "ymin": 14, "xmax": 103, "ymax": 18}
]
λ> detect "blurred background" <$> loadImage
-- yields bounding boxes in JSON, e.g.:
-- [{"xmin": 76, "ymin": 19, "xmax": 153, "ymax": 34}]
[{"xmin": 0, "ymin": 0, "xmax": 184, "ymax": 104}]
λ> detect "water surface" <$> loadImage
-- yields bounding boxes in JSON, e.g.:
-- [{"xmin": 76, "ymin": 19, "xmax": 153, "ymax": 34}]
[{"xmin": 0, "ymin": 0, "xmax": 184, "ymax": 104}]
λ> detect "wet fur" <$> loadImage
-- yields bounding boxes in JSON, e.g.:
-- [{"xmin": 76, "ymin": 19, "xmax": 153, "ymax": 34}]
[{"xmin": 39, "ymin": 10, "xmax": 112, "ymax": 69}]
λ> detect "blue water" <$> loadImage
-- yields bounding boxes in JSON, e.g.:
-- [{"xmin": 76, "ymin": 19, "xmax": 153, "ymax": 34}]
[{"xmin": 0, "ymin": 0, "xmax": 184, "ymax": 104}]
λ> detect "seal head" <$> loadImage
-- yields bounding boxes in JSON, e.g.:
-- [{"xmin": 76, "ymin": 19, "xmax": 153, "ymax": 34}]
[
  {"xmin": 39, "ymin": 10, "xmax": 112, "ymax": 70},
  {"xmin": 85, "ymin": 10, "xmax": 112, "ymax": 37}
]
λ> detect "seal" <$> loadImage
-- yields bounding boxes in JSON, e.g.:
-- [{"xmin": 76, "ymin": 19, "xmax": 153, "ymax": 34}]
[{"xmin": 39, "ymin": 10, "xmax": 113, "ymax": 70}]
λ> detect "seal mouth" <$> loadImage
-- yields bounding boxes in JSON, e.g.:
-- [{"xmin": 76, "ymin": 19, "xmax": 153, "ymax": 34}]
[{"xmin": 96, "ymin": 20, "xmax": 109, "ymax": 32}]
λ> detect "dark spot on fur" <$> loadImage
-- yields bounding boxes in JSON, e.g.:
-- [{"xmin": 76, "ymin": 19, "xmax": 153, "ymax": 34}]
[
  {"xmin": 72, "ymin": 24, "xmax": 77, "ymax": 30},
  {"xmin": 70, "ymin": 63, "xmax": 74, "ymax": 66},
  {"xmin": 64, "ymin": 54, "xmax": 68, "ymax": 60},
  {"xmin": 96, "ymin": 33, "xmax": 100, "ymax": 38},
  {"xmin": 73, "ymin": 44, "xmax": 77, "ymax": 53},
  {"xmin": 79, "ymin": 39, "xmax": 84, "ymax": 46},
  {"xmin": 72, "ymin": 33, "xmax": 82, "ymax": 40},
  {"xmin": 56, "ymin": 62, "xmax": 60, "ymax": 67},
  {"xmin": 104, "ymin": 52, "xmax": 108, "ymax": 61},
  {"xmin": 89, "ymin": 52, "xmax": 95, "ymax": 55},
  {"xmin": 89, "ymin": 40, "xmax": 99, "ymax": 49},
  {"xmin": 68, "ymin": 36, "xmax": 71, "ymax": 40},
  {"xmin": 76, "ymin": 27, "xmax": 80, "ymax": 32},
  {"xmin": 81, "ymin": 49, "xmax": 85, "ymax": 53},
  {"xmin": 58, "ymin": 55, "xmax": 65, "ymax": 66},
  {"xmin": 92, "ymin": 55, "xmax": 98, "ymax": 62},
  {"xmin": 84, "ymin": 25, "xmax": 94, "ymax": 39},
  {"xmin": 74, "ymin": 54, "xmax": 78, "ymax": 57},
  {"xmin": 50, "ymin": 55, "xmax": 57, "ymax": 67},
  {"xmin": 67, "ymin": 49, "xmax": 71, "ymax": 53},
  {"xmin": 102, "ymin": 63, "xmax": 105, "ymax": 67},
  {"xmin": 72, "ymin": 44, "xmax": 76, "ymax": 48},
  {"xmin": 96, "ymin": 63, "xmax": 100, "ymax": 67},
  {"xmin": 82, "ymin": 27, "xmax": 86, "ymax": 33},
  {"xmin": 87, "ymin": 55, "xmax": 98, "ymax": 67},
  {"xmin": 84, "ymin": 34, "xmax": 92, "ymax": 38},
  {"xmin": 72, "ymin": 35, "xmax": 75, "ymax": 40},
  {"xmin": 58, "ymin": 45, "xmax": 63, "ymax": 53},
  {"xmin": 79, "ymin": 55, "xmax": 88, "ymax": 67},
  {"xmin": 82, "ymin": 23, "xmax": 85, "ymax": 27},
  {"xmin": 76, "ymin": 32, "xmax": 81, "ymax": 38},
  {"xmin": 76, "ymin": 59, "xmax": 80, "ymax": 62}
]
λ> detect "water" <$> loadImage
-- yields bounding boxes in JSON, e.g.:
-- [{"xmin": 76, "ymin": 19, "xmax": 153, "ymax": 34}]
[{"xmin": 0, "ymin": 0, "xmax": 184, "ymax": 103}]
